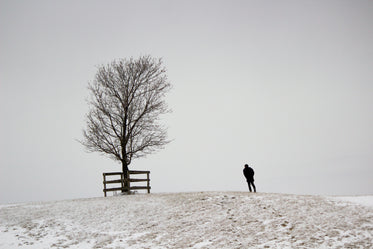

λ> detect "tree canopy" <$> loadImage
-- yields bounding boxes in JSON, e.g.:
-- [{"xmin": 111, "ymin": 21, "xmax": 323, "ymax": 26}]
[{"xmin": 81, "ymin": 56, "xmax": 171, "ymax": 173}]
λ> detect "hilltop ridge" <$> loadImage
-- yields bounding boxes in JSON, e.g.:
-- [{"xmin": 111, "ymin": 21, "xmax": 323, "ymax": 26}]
[{"xmin": 1, "ymin": 192, "xmax": 372, "ymax": 248}]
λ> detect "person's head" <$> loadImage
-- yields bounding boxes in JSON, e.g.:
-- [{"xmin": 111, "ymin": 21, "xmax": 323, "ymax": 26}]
[{"xmin": 244, "ymin": 164, "xmax": 248, "ymax": 168}]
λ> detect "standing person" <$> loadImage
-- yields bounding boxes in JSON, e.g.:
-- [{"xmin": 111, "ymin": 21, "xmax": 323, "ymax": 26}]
[{"xmin": 243, "ymin": 164, "xmax": 256, "ymax": 192}]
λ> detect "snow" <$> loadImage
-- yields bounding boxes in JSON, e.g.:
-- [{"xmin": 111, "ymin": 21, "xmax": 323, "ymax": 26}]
[
  {"xmin": 1, "ymin": 192, "xmax": 372, "ymax": 248},
  {"xmin": 332, "ymin": 196, "xmax": 373, "ymax": 208}
]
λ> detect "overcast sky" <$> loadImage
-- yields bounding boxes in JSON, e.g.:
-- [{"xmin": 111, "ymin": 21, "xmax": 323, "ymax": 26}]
[{"xmin": 1, "ymin": 0, "xmax": 372, "ymax": 204}]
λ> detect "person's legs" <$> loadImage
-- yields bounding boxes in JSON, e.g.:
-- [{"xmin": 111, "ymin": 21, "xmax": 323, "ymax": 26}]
[
  {"xmin": 251, "ymin": 181, "xmax": 256, "ymax": 192},
  {"xmin": 247, "ymin": 181, "xmax": 252, "ymax": 192}
]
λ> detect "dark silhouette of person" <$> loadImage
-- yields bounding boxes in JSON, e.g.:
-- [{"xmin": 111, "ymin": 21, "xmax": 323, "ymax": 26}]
[{"xmin": 243, "ymin": 164, "xmax": 256, "ymax": 192}]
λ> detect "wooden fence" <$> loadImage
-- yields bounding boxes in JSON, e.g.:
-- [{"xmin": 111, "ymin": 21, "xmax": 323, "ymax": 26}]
[{"xmin": 103, "ymin": 170, "xmax": 150, "ymax": 197}]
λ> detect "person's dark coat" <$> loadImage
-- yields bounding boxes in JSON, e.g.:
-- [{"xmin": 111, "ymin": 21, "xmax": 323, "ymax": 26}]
[{"xmin": 243, "ymin": 165, "xmax": 254, "ymax": 182}]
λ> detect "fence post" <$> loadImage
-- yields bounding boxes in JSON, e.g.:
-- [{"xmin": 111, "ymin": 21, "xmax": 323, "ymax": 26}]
[
  {"xmin": 103, "ymin": 173, "xmax": 107, "ymax": 197},
  {"xmin": 147, "ymin": 172, "xmax": 150, "ymax": 194}
]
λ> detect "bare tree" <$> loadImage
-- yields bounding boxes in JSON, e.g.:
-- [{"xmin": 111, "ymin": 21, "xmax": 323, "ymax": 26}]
[{"xmin": 81, "ymin": 56, "xmax": 171, "ymax": 183}]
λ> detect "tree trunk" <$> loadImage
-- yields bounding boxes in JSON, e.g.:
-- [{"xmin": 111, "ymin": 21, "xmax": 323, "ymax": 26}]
[{"xmin": 122, "ymin": 160, "xmax": 129, "ymax": 193}]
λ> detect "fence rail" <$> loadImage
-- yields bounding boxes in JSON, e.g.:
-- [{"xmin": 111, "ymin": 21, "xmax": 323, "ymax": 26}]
[{"xmin": 103, "ymin": 171, "xmax": 150, "ymax": 197}]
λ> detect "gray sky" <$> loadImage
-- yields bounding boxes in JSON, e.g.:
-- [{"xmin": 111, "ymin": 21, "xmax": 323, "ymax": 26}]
[{"xmin": 1, "ymin": 0, "xmax": 372, "ymax": 204}]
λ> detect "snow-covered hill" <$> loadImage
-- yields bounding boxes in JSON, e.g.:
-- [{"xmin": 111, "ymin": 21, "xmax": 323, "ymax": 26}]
[{"xmin": 1, "ymin": 192, "xmax": 372, "ymax": 248}]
